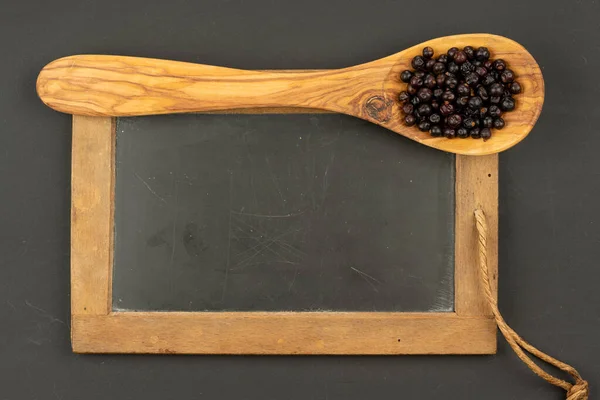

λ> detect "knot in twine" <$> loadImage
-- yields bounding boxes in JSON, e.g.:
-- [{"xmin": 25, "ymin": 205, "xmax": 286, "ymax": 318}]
[
  {"xmin": 567, "ymin": 380, "xmax": 589, "ymax": 400},
  {"xmin": 474, "ymin": 209, "xmax": 589, "ymax": 400}
]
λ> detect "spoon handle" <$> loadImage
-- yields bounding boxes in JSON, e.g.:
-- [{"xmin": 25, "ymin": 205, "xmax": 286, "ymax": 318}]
[{"xmin": 37, "ymin": 55, "xmax": 385, "ymax": 118}]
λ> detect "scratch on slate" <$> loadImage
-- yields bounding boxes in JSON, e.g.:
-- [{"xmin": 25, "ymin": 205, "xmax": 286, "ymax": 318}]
[
  {"xmin": 134, "ymin": 172, "xmax": 167, "ymax": 204},
  {"xmin": 321, "ymin": 153, "xmax": 335, "ymax": 206},
  {"xmin": 232, "ymin": 216, "xmax": 307, "ymax": 259},
  {"xmin": 222, "ymin": 173, "xmax": 233, "ymax": 301},
  {"xmin": 350, "ymin": 267, "xmax": 381, "ymax": 293},
  {"xmin": 168, "ymin": 179, "xmax": 179, "ymax": 295},
  {"xmin": 230, "ymin": 227, "xmax": 303, "ymax": 271},
  {"xmin": 230, "ymin": 210, "xmax": 306, "ymax": 218},
  {"xmin": 265, "ymin": 156, "xmax": 286, "ymax": 208},
  {"xmin": 27, "ymin": 338, "xmax": 43, "ymax": 346},
  {"xmin": 245, "ymin": 145, "xmax": 259, "ymax": 208},
  {"xmin": 288, "ymin": 268, "xmax": 299, "ymax": 292},
  {"xmin": 6, "ymin": 300, "xmax": 17, "ymax": 311},
  {"xmin": 25, "ymin": 300, "xmax": 65, "ymax": 325}
]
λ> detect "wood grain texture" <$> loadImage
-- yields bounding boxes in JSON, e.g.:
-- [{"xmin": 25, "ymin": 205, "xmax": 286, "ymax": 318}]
[
  {"xmin": 71, "ymin": 116, "xmax": 115, "ymax": 315},
  {"xmin": 38, "ymin": 34, "xmax": 544, "ymax": 155},
  {"xmin": 72, "ymin": 312, "xmax": 496, "ymax": 354},
  {"xmin": 455, "ymin": 154, "xmax": 498, "ymax": 316}
]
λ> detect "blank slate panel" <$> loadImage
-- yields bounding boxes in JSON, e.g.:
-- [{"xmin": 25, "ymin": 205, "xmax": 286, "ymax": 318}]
[{"xmin": 112, "ymin": 114, "xmax": 455, "ymax": 312}]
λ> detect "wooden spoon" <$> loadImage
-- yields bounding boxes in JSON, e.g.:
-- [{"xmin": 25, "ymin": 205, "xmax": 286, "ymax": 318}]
[{"xmin": 36, "ymin": 33, "xmax": 544, "ymax": 155}]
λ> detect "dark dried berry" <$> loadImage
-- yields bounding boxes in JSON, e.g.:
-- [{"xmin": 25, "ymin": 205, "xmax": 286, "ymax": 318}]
[
  {"xmin": 440, "ymin": 103, "xmax": 455, "ymax": 116},
  {"xmin": 447, "ymin": 62, "xmax": 460, "ymax": 74},
  {"xmin": 410, "ymin": 76, "xmax": 423, "ymax": 88},
  {"xmin": 417, "ymin": 120, "xmax": 431, "ymax": 132},
  {"xmin": 436, "ymin": 74, "xmax": 446, "ymax": 87},
  {"xmin": 417, "ymin": 88, "xmax": 433, "ymax": 102},
  {"xmin": 454, "ymin": 51, "xmax": 468, "ymax": 64},
  {"xmin": 430, "ymin": 125, "xmax": 442, "ymax": 137},
  {"xmin": 500, "ymin": 97, "xmax": 515, "ymax": 111},
  {"xmin": 442, "ymin": 90, "xmax": 456, "ymax": 102},
  {"xmin": 400, "ymin": 70, "xmax": 413, "ymax": 83},
  {"xmin": 423, "ymin": 74, "xmax": 437, "ymax": 89},
  {"xmin": 447, "ymin": 114, "xmax": 462, "ymax": 128},
  {"xmin": 398, "ymin": 91, "xmax": 410, "ymax": 102},
  {"xmin": 509, "ymin": 81, "xmax": 522, "ymax": 94},
  {"xmin": 457, "ymin": 83, "xmax": 471, "ymax": 96},
  {"xmin": 460, "ymin": 61, "xmax": 475, "ymax": 75},
  {"xmin": 482, "ymin": 116, "xmax": 494, "ymax": 128},
  {"xmin": 465, "ymin": 72, "xmax": 479, "ymax": 86},
  {"xmin": 468, "ymin": 96, "xmax": 483, "ymax": 109},
  {"xmin": 405, "ymin": 114, "xmax": 416, "ymax": 126},
  {"xmin": 443, "ymin": 127, "xmax": 456, "ymax": 138},
  {"xmin": 463, "ymin": 117, "xmax": 477, "ymax": 129},
  {"xmin": 429, "ymin": 113, "xmax": 442, "ymax": 124},
  {"xmin": 475, "ymin": 66, "xmax": 488, "ymax": 77},
  {"xmin": 492, "ymin": 59, "xmax": 506, "ymax": 71},
  {"xmin": 417, "ymin": 103, "xmax": 432, "ymax": 116},
  {"xmin": 457, "ymin": 127, "xmax": 469, "ymax": 138},
  {"xmin": 501, "ymin": 69, "xmax": 515, "ymax": 83},
  {"xmin": 470, "ymin": 127, "xmax": 481, "ymax": 139},
  {"xmin": 423, "ymin": 46, "xmax": 434, "ymax": 58},
  {"xmin": 464, "ymin": 107, "xmax": 478, "ymax": 117},
  {"xmin": 463, "ymin": 46, "xmax": 475, "ymax": 59},
  {"xmin": 476, "ymin": 47, "xmax": 490, "ymax": 61},
  {"xmin": 456, "ymin": 96, "xmax": 469, "ymax": 107},
  {"xmin": 412, "ymin": 56, "xmax": 426, "ymax": 70},
  {"xmin": 399, "ymin": 45, "xmax": 520, "ymax": 139},
  {"xmin": 489, "ymin": 83, "xmax": 504, "ymax": 96},
  {"xmin": 493, "ymin": 117, "xmax": 505, "ymax": 129},
  {"xmin": 481, "ymin": 74, "xmax": 496, "ymax": 86},
  {"xmin": 488, "ymin": 105, "xmax": 502, "ymax": 117},
  {"xmin": 445, "ymin": 76, "xmax": 458, "ymax": 89},
  {"xmin": 480, "ymin": 127, "xmax": 492, "ymax": 140},
  {"xmin": 425, "ymin": 59, "xmax": 436, "ymax": 71},
  {"xmin": 432, "ymin": 62, "xmax": 446, "ymax": 75},
  {"xmin": 476, "ymin": 86, "xmax": 489, "ymax": 101}
]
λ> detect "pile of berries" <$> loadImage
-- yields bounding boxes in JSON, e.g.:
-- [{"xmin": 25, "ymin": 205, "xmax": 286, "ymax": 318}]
[{"xmin": 399, "ymin": 46, "xmax": 521, "ymax": 140}]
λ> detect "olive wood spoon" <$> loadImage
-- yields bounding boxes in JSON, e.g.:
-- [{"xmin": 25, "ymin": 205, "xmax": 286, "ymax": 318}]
[{"xmin": 36, "ymin": 33, "xmax": 544, "ymax": 155}]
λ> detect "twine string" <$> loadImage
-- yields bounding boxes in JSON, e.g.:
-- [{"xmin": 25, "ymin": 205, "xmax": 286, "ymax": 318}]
[{"xmin": 474, "ymin": 209, "xmax": 588, "ymax": 400}]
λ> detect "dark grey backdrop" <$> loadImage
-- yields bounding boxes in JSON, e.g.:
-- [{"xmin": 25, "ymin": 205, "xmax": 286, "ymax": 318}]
[{"xmin": 1, "ymin": 0, "xmax": 598, "ymax": 398}]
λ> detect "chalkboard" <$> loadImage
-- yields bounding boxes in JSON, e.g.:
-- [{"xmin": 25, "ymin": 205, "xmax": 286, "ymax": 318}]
[{"xmin": 112, "ymin": 114, "xmax": 455, "ymax": 312}]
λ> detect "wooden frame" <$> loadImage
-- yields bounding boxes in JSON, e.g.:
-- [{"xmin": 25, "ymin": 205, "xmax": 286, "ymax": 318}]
[{"xmin": 71, "ymin": 114, "xmax": 498, "ymax": 355}]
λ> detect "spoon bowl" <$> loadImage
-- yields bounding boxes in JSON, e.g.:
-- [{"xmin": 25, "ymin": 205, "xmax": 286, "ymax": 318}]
[
  {"xmin": 380, "ymin": 34, "xmax": 544, "ymax": 155},
  {"xmin": 37, "ymin": 33, "xmax": 543, "ymax": 155}
]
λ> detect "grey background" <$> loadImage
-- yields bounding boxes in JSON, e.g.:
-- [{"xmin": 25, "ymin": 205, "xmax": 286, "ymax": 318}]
[
  {"xmin": 0, "ymin": 0, "xmax": 598, "ymax": 398},
  {"xmin": 112, "ymin": 115, "xmax": 455, "ymax": 312}
]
